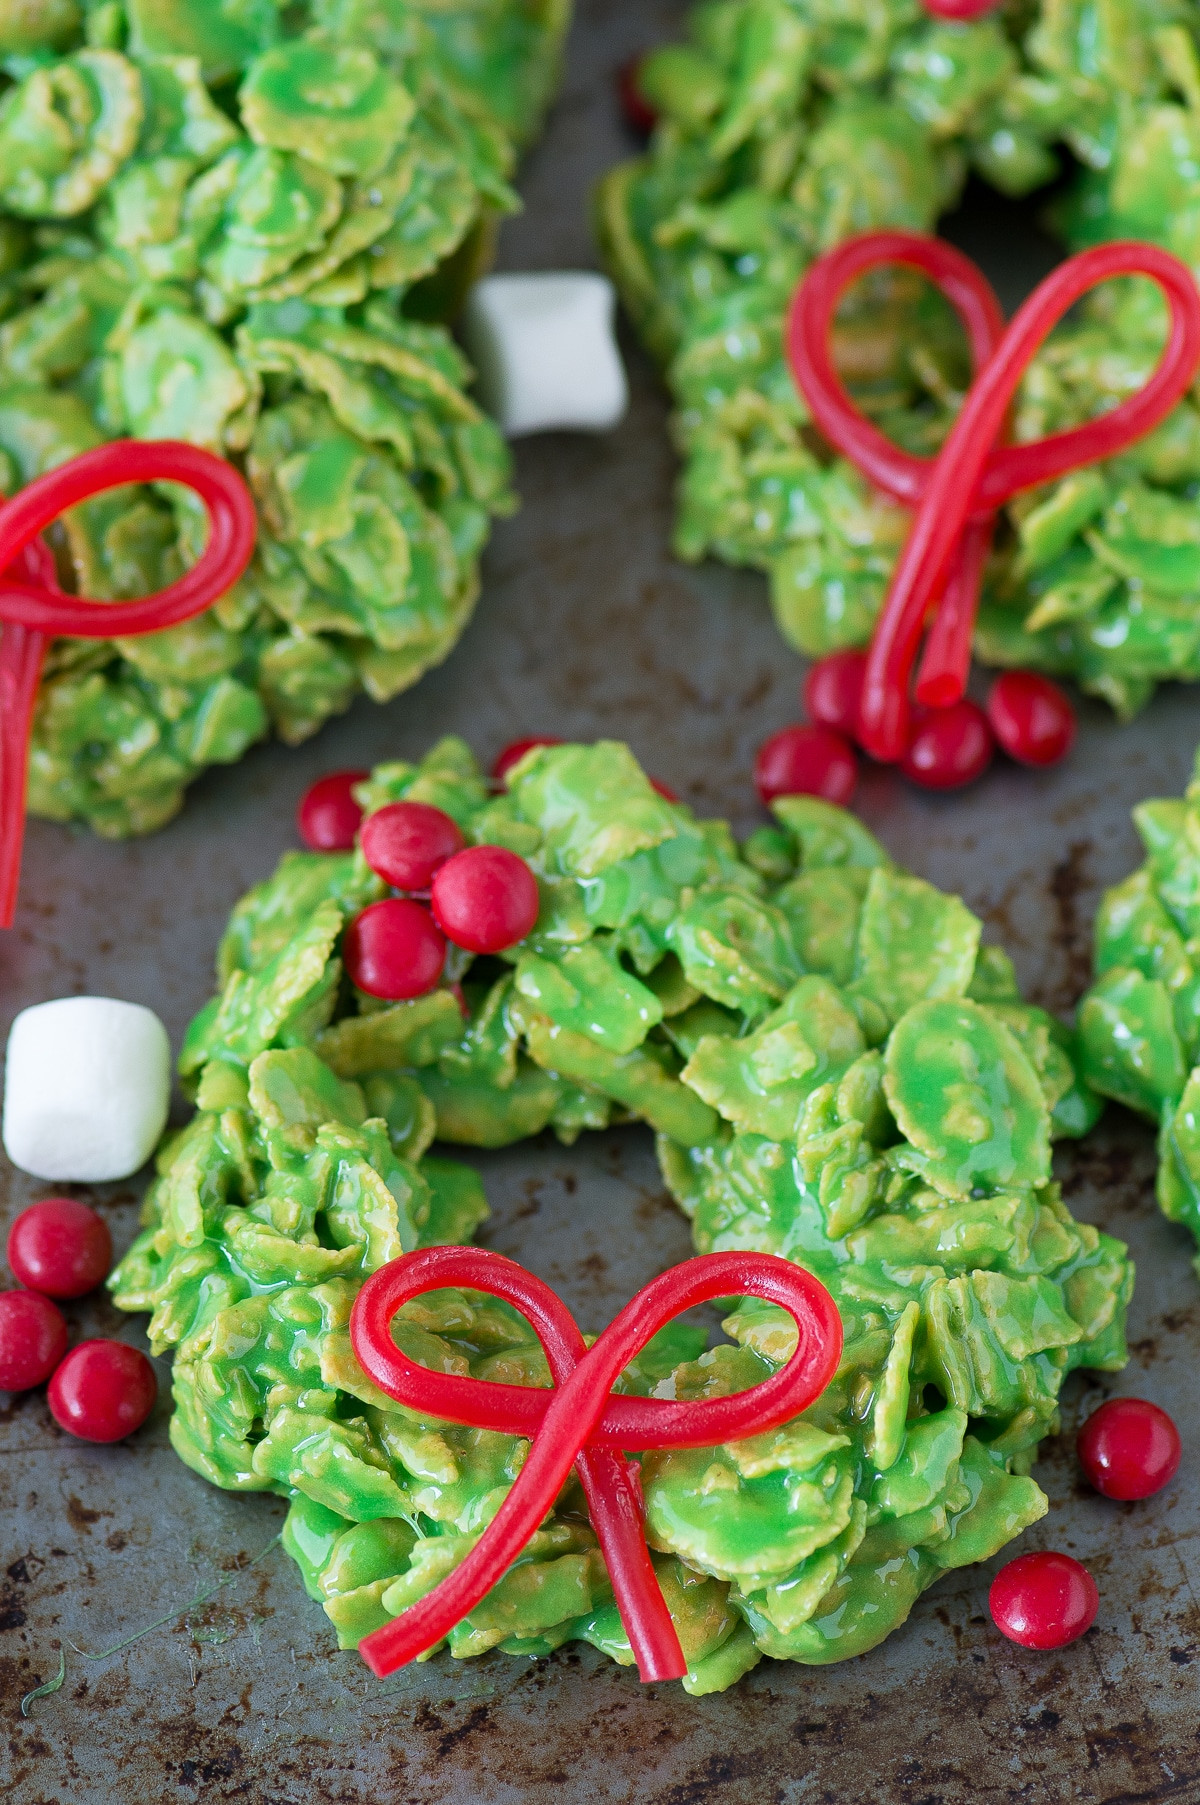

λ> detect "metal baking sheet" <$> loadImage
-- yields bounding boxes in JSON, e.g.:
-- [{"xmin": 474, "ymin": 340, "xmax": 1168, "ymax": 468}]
[{"xmin": 4, "ymin": 3, "xmax": 1200, "ymax": 1799}]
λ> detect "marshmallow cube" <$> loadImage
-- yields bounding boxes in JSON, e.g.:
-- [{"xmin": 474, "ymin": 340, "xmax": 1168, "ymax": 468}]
[
  {"xmin": 3, "ymin": 997, "xmax": 171, "ymax": 1183},
  {"xmin": 462, "ymin": 272, "xmax": 629, "ymax": 437}
]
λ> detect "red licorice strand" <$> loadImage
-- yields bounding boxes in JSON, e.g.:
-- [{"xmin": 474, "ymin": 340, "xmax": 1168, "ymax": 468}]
[
  {"xmin": 859, "ymin": 241, "xmax": 1200, "ymax": 759},
  {"xmin": 787, "ymin": 231, "xmax": 1005, "ymax": 508},
  {"xmin": 922, "ymin": 0, "xmax": 1000, "ymax": 16},
  {"xmin": 790, "ymin": 235, "xmax": 1200, "ymax": 759},
  {"xmin": 788, "ymin": 234, "xmax": 1008, "ymax": 715},
  {"xmin": 914, "ymin": 514, "xmax": 994, "ymax": 707},
  {"xmin": 0, "ymin": 442, "xmax": 255, "ymax": 634},
  {"xmin": 0, "ymin": 442, "xmax": 255, "ymax": 926},
  {"xmin": 351, "ymin": 1246, "xmax": 842, "ymax": 1682}
]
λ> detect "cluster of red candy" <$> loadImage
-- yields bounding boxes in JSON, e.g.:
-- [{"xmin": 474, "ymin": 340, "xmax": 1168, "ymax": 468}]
[
  {"xmin": 0, "ymin": 1199, "xmax": 157, "ymax": 1440},
  {"xmin": 755, "ymin": 653, "xmax": 1076, "ymax": 808},
  {"xmin": 993, "ymin": 1397, "xmax": 1182, "ymax": 1648},
  {"xmin": 298, "ymin": 740, "xmax": 683, "ymax": 1002}
]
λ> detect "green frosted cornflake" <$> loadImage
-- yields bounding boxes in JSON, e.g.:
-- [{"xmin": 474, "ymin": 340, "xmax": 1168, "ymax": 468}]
[
  {"xmin": 931, "ymin": 1438, "xmax": 1047, "ymax": 1569},
  {"xmin": 1078, "ymin": 966, "xmax": 1187, "ymax": 1119},
  {"xmin": 252, "ymin": 1407, "xmax": 409, "ymax": 1520},
  {"xmin": 421, "ymin": 1157, "xmax": 490, "ymax": 1247},
  {"xmin": 117, "ymin": 308, "xmax": 252, "ymax": 448},
  {"xmin": 248, "ymin": 1046, "xmax": 366, "ymax": 1138},
  {"xmin": 773, "ymin": 867, "xmax": 871, "ymax": 987},
  {"xmin": 683, "ymin": 976, "xmax": 865, "ymax": 1140},
  {"xmin": 852, "ymin": 870, "xmax": 981, "ymax": 1027},
  {"xmin": 0, "ymin": 50, "xmax": 144, "ymax": 217},
  {"xmin": 668, "ymin": 886, "xmax": 801, "ymax": 1014},
  {"xmin": 218, "ymin": 850, "xmax": 380, "ymax": 980},
  {"xmin": 872, "ymin": 1408, "xmax": 967, "ymax": 1520},
  {"xmin": 185, "ymin": 895, "xmax": 343, "ymax": 1071},
  {"xmin": 240, "ymin": 33, "xmax": 415, "ymax": 179},
  {"xmin": 417, "ymin": 1057, "xmax": 563, "ymax": 1148},
  {"xmin": 762, "ymin": 1538, "xmax": 936, "ymax": 1666},
  {"xmin": 966, "ymin": 944, "xmax": 1021, "ymax": 1003},
  {"xmin": 513, "ymin": 941, "xmax": 663, "ymax": 1055},
  {"xmin": 507, "ymin": 740, "xmax": 682, "ymax": 877},
  {"xmin": 771, "ymin": 795, "xmax": 891, "ymax": 872},
  {"xmin": 642, "ymin": 1441, "xmax": 855, "ymax": 1585},
  {"xmin": 519, "ymin": 1015, "xmax": 720, "ymax": 1147},
  {"xmin": 317, "ymin": 990, "xmax": 465, "ymax": 1077},
  {"xmin": 884, "ymin": 998, "xmax": 1050, "ymax": 1198},
  {"xmin": 282, "ymin": 1493, "xmax": 349, "ymax": 1600},
  {"xmin": 734, "ymin": 1502, "xmax": 866, "ymax": 1650},
  {"xmin": 867, "ymin": 1300, "xmax": 918, "ymax": 1472}
]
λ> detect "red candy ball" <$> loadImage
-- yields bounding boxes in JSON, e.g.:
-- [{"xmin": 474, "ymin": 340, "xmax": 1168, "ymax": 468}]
[
  {"xmin": 804, "ymin": 650, "xmax": 868, "ymax": 741},
  {"xmin": 989, "ymin": 1551, "xmax": 1099, "ymax": 1650},
  {"xmin": 431, "ymin": 845, "xmax": 541, "ymax": 953},
  {"xmin": 492, "ymin": 736, "xmax": 562, "ymax": 784},
  {"xmin": 8, "ymin": 1198, "xmax": 112, "ymax": 1299},
  {"xmin": 901, "ymin": 699, "xmax": 994, "ymax": 790},
  {"xmin": 1077, "ymin": 1397, "xmax": 1182, "ymax": 1501},
  {"xmin": 360, "ymin": 801, "xmax": 463, "ymax": 892},
  {"xmin": 48, "ymin": 1340, "xmax": 157, "ymax": 1443},
  {"xmin": 0, "ymin": 1289, "xmax": 68, "ymax": 1391},
  {"xmin": 617, "ymin": 56, "xmax": 657, "ymax": 136},
  {"xmin": 754, "ymin": 725, "xmax": 857, "ymax": 807},
  {"xmin": 987, "ymin": 671, "xmax": 1076, "ymax": 768},
  {"xmin": 297, "ymin": 770, "xmax": 368, "ymax": 851},
  {"xmin": 650, "ymin": 777, "xmax": 679, "ymax": 803},
  {"xmin": 344, "ymin": 898, "xmax": 446, "ymax": 1000}
]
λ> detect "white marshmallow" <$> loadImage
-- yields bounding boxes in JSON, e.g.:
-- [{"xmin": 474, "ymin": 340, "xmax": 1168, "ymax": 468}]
[
  {"xmin": 462, "ymin": 272, "xmax": 629, "ymax": 437},
  {"xmin": 3, "ymin": 997, "xmax": 171, "ymax": 1183}
]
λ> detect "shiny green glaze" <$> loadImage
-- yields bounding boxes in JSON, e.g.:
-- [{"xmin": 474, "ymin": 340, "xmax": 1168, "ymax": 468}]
[
  {"xmin": 113, "ymin": 738, "xmax": 1129, "ymax": 1688},
  {"xmin": 597, "ymin": 0, "xmax": 1200, "ymax": 715},
  {"xmin": 1080, "ymin": 743, "xmax": 1200, "ymax": 1262},
  {"xmin": 0, "ymin": 0, "xmax": 569, "ymax": 838}
]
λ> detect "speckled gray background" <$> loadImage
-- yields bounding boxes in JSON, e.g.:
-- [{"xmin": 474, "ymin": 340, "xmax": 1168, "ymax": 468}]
[{"xmin": 2, "ymin": 4, "xmax": 1199, "ymax": 1800}]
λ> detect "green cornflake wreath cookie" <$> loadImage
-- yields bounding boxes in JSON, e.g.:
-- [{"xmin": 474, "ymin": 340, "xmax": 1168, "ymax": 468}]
[
  {"xmin": 0, "ymin": 0, "xmax": 569, "ymax": 838},
  {"xmin": 110, "ymin": 738, "xmax": 1132, "ymax": 1690},
  {"xmin": 1078, "ymin": 743, "xmax": 1200, "ymax": 1272},
  {"xmin": 598, "ymin": 0, "xmax": 1200, "ymax": 719}
]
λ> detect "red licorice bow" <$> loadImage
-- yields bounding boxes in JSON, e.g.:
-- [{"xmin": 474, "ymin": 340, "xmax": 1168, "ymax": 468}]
[
  {"xmin": 787, "ymin": 232, "xmax": 1200, "ymax": 762},
  {"xmin": 350, "ymin": 1245, "xmax": 842, "ymax": 1683},
  {"xmin": 0, "ymin": 441, "xmax": 256, "ymax": 925}
]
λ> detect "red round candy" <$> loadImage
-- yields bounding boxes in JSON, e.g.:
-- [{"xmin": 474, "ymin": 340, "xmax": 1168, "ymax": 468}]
[
  {"xmin": 901, "ymin": 699, "xmax": 994, "ymax": 790},
  {"xmin": 987, "ymin": 671, "xmax": 1076, "ymax": 768},
  {"xmin": 360, "ymin": 801, "xmax": 463, "ymax": 892},
  {"xmin": 804, "ymin": 650, "xmax": 868, "ymax": 741},
  {"xmin": 754, "ymin": 725, "xmax": 857, "ymax": 807},
  {"xmin": 431, "ymin": 845, "xmax": 541, "ymax": 954},
  {"xmin": 47, "ymin": 1339, "xmax": 157, "ymax": 1443},
  {"xmin": 650, "ymin": 777, "xmax": 679, "ymax": 803},
  {"xmin": 492, "ymin": 737, "xmax": 562, "ymax": 784},
  {"xmin": 617, "ymin": 56, "xmax": 657, "ymax": 136},
  {"xmin": 8, "ymin": 1198, "xmax": 112, "ymax": 1299},
  {"xmin": 0, "ymin": 1289, "xmax": 68, "ymax": 1391},
  {"xmin": 297, "ymin": 770, "xmax": 368, "ymax": 851},
  {"xmin": 989, "ymin": 1551, "xmax": 1099, "ymax": 1650},
  {"xmin": 1077, "ymin": 1397, "xmax": 1182, "ymax": 1501},
  {"xmin": 344, "ymin": 898, "xmax": 446, "ymax": 1000}
]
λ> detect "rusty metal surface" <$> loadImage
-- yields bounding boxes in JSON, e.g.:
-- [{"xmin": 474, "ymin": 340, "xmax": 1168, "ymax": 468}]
[{"xmin": 4, "ymin": 4, "xmax": 1200, "ymax": 1799}]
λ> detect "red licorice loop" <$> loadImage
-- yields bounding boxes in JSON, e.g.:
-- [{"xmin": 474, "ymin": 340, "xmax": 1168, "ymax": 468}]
[
  {"xmin": 350, "ymin": 1246, "xmax": 842, "ymax": 1684},
  {"xmin": 787, "ymin": 233, "xmax": 1200, "ymax": 760},
  {"xmin": 0, "ymin": 441, "xmax": 256, "ymax": 926},
  {"xmin": 922, "ymin": 0, "xmax": 1000, "ymax": 16}
]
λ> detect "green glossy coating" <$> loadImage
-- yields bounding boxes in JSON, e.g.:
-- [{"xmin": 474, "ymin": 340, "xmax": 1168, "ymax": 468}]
[
  {"xmin": 112, "ymin": 738, "xmax": 1131, "ymax": 1690},
  {"xmin": 1079, "ymin": 742, "xmax": 1200, "ymax": 1264},
  {"xmin": 0, "ymin": 0, "xmax": 570, "ymax": 838},
  {"xmin": 597, "ymin": 0, "xmax": 1200, "ymax": 719}
]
